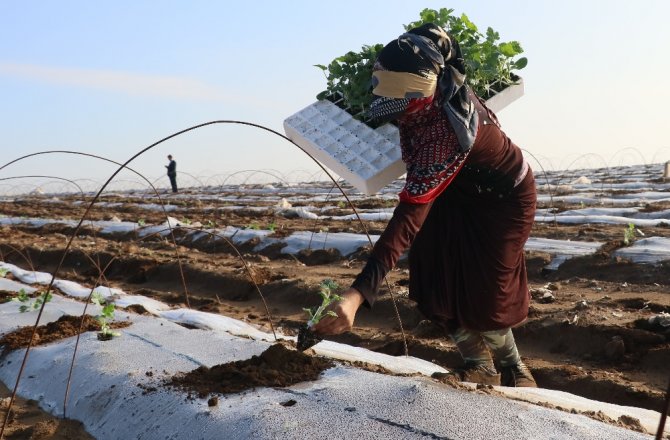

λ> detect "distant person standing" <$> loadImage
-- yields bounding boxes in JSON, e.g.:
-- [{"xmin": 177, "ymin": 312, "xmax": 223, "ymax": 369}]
[{"xmin": 165, "ymin": 154, "xmax": 178, "ymax": 193}]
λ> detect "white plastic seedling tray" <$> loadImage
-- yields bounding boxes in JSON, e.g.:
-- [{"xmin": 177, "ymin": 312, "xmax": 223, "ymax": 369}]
[{"xmin": 284, "ymin": 79, "xmax": 524, "ymax": 195}]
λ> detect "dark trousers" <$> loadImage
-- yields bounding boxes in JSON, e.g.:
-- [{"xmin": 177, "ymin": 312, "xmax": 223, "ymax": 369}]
[{"xmin": 168, "ymin": 174, "xmax": 178, "ymax": 193}]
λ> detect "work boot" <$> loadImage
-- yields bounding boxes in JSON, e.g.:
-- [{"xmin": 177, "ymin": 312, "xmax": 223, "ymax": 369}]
[
  {"xmin": 432, "ymin": 363, "xmax": 501, "ymax": 386},
  {"xmin": 500, "ymin": 362, "xmax": 537, "ymax": 387},
  {"xmin": 461, "ymin": 363, "xmax": 501, "ymax": 385}
]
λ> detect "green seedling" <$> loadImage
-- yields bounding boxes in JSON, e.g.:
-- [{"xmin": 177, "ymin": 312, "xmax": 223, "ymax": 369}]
[
  {"xmin": 137, "ymin": 218, "xmax": 146, "ymax": 227},
  {"xmin": 180, "ymin": 218, "xmax": 192, "ymax": 225},
  {"xmin": 247, "ymin": 223, "xmax": 260, "ymax": 230},
  {"xmin": 623, "ymin": 223, "xmax": 636, "ymax": 246},
  {"xmin": 204, "ymin": 219, "xmax": 216, "ymax": 228},
  {"xmin": 0, "ymin": 268, "xmax": 9, "ymax": 278},
  {"xmin": 12, "ymin": 289, "xmax": 52, "ymax": 313},
  {"xmin": 303, "ymin": 279, "xmax": 342, "ymax": 327},
  {"xmin": 267, "ymin": 222, "xmax": 277, "ymax": 232},
  {"xmin": 91, "ymin": 292, "xmax": 121, "ymax": 339}
]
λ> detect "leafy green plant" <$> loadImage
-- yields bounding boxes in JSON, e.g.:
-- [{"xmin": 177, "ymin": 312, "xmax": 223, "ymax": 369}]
[
  {"xmin": 0, "ymin": 268, "xmax": 9, "ymax": 278},
  {"xmin": 315, "ymin": 7, "xmax": 527, "ymax": 120},
  {"xmin": 247, "ymin": 223, "xmax": 260, "ymax": 230},
  {"xmin": 91, "ymin": 292, "xmax": 120, "ymax": 339},
  {"xmin": 267, "ymin": 222, "xmax": 277, "ymax": 232},
  {"xmin": 623, "ymin": 223, "xmax": 636, "ymax": 246},
  {"xmin": 137, "ymin": 218, "xmax": 146, "ymax": 227},
  {"xmin": 404, "ymin": 8, "xmax": 526, "ymax": 97},
  {"xmin": 315, "ymin": 43, "xmax": 384, "ymax": 120},
  {"xmin": 303, "ymin": 279, "xmax": 342, "ymax": 327},
  {"xmin": 11, "ymin": 288, "xmax": 30, "ymax": 310},
  {"xmin": 12, "ymin": 289, "xmax": 52, "ymax": 313}
]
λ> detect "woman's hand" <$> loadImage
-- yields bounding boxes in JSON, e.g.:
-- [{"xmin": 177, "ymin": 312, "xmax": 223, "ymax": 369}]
[{"xmin": 311, "ymin": 288, "xmax": 364, "ymax": 335}]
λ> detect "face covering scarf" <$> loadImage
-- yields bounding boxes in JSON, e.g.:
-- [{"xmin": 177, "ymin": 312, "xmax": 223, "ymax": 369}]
[
  {"xmin": 368, "ymin": 23, "xmax": 479, "ymax": 154},
  {"xmin": 397, "ymin": 91, "xmax": 470, "ymax": 204}
]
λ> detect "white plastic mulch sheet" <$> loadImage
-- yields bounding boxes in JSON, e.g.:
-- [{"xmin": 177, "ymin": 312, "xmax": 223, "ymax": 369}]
[
  {"xmin": 0, "ymin": 296, "xmax": 660, "ymax": 440},
  {"xmin": 524, "ymin": 237, "xmax": 604, "ymax": 270},
  {"xmin": 613, "ymin": 237, "xmax": 670, "ymax": 264},
  {"xmin": 0, "ymin": 214, "xmax": 646, "ymax": 269}
]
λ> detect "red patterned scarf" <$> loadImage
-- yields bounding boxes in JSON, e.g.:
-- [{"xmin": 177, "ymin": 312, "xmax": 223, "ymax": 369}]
[{"xmin": 397, "ymin": 94, "xmax": 470, "ymax": 204}]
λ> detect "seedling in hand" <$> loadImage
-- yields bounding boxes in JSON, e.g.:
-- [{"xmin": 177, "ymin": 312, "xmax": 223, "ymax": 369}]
[
  {"xmin": 304, "ymin": 279, "xmax": 342, "ymax": 327},
  {"xmin": 297, "ymin": 279, "xmax": 342, "ymax": 351},
  {"xmin": 92, "ymin": 292, "xmax": 121, "ymax": 340}
]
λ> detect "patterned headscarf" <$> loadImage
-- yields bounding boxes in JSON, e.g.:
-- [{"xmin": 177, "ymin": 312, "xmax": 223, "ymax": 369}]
[{"xmin": 368, "ymin": 23, "xmax": 479, "ymax": 153}]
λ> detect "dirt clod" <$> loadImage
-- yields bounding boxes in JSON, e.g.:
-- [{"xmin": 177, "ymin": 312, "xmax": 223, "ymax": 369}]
[{"xmin": 168, "ymin": 343, "xmax": 334, "ymax": 397}]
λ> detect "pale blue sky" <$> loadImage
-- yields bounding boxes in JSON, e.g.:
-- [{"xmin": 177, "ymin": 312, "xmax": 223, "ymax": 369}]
[{"xmin": 1, "ymin": 1, "xmax": 669, "ymax": 190}]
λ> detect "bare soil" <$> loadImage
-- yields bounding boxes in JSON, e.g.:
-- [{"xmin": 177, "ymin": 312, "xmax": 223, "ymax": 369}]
[
  {"xmin": 0, "ymin": 315, "xmax": 132, "ymax": 354},
  {"xmin": 0, "ymin": 192, "xmax": 669, "ymax": 425},
  {"xmin": 167, "ymin": 343, "xmax": 334, "ymax": 400},
  {"xmin": 0, "ymin": 382, "xmax": 93, "ymax": 440}
]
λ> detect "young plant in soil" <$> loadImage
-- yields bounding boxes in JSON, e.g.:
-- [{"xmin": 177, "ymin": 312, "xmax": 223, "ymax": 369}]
[
  {"xmin": 0, "ymin": 267, "xmax": 9, "ymax": 278},
  {"xmin": 297, "ymin": 279, "xmax": 342, "ymax": 351},
  {"xmin": 12, "ymin": 289, "xmax": 53, "ymax": 313},
  {"xmin": 315, "ymin": 7, "xmax": 527, "ymax": 122},
  {"xmin": 623, "ymin": 222, "xmax": 636, "ymax": 246},
  {"xmin": 91, "ymin": 292, "xmax": 121, "ymax": 341}
]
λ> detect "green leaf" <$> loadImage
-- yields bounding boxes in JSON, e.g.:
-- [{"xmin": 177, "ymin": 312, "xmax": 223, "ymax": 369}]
[
  {"xmin": 514, "ymin": 57, "xmax": 528, "ymax": 69},
  {"xmin": 486, "ymin": 27, "xmax": 499, "ymax": 43},
  {"xmin": 19, "ymin": 305, "xmax": 28, "ymax": 313},
  {"xmin": 15, "ymin": 289, "xmax": 30, "ymax": 303},
  {"xmin": 325, "ymin": 310, "xmax": 338, "ymax": 318},
  {"xmin": 91, "ymin": 292, "xmax": 104, "ymax": 306},
  {"xmin": 421, "ymin": 9, "xmax": 437, "ymax": 23},
  {"xmin": 313, "ymin": 64, "xmax": 327, "ymax": 71},
  {"xmin": 498, "ymin": 42, "xmax": 517, "ymax": 57},
  {"xmin": 461, "ymin": 13, "xmax": 478, "ymax": 31},
  {"xmin": 102, "ymin": 303, "xmax": 115, "ymax": 317}
]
